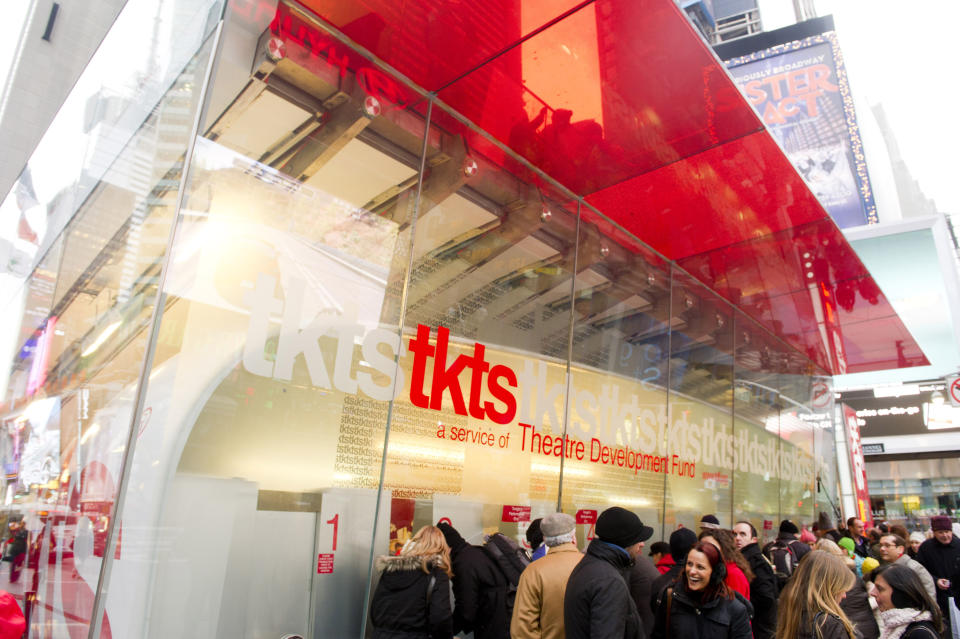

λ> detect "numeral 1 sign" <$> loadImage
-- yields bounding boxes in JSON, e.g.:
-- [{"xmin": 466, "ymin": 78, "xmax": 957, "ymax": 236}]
[{"xmin": 326, "ymin": 513, "xmax": 339, "ymax": 551}]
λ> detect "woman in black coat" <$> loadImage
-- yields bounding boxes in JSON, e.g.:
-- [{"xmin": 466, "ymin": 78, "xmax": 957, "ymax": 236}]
[
  {"xmin": 871, "ymin": 564, "xmax": 942, "ymax": 639},
  {"xmin": 370, "ymin": 525, "xmax": 453, "ymax": 639},
  {"xmin": 652, "ymin": 541, "xmax": 753, "ymax": 639}
]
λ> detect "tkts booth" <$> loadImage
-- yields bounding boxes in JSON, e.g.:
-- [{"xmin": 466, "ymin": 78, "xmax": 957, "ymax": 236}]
[{"xmin": 0, "ymin": 0, "xmax": 926, "ymax": 637}]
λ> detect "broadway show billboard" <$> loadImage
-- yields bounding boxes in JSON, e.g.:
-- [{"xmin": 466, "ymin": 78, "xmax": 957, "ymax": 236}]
[{"xmin": 725, "ymin": 33, "xmax": 877, "ymax": 229}]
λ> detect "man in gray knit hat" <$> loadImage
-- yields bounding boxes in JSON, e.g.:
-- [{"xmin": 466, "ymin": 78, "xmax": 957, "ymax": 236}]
[{"xmin": 511, "ymin": 513, "xmax": 582, "ymax": 639}]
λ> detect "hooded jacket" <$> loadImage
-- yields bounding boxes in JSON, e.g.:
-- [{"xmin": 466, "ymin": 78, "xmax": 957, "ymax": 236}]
[
  {"xmin": 564, "ymin": 539, "xmax": 643, "ymax": 639},
  {"xmin": 740, "ymin": 542, "xmax": 777, "ymax": 639},
  {"xmin": 370, "ymin": 554, "xmax": 453, "ymax": 639},
  {"xmin": 439, "ymin": 524, "xmax": 510, "ymax": 639},
  {"xmin": 650, "ymin": 582, "xmax": 753, "ymax": 639}
]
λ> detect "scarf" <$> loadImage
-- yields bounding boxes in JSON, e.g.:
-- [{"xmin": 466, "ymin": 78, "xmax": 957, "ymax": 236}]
[{"xmin": 879, "ymin": 608, "xmax": 932, "ymax": 639}]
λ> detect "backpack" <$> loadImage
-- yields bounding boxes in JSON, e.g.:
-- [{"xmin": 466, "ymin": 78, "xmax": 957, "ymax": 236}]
[
  {"xmin": 765, "ymin": 539, "xmax": 798, "ymax": 591},
  {"xmin": 482, "ymin": 532, "xmax": 530, "ymax": 613}
]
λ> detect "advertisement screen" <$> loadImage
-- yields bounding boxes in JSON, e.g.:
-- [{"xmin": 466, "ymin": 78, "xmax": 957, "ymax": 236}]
[{"xmin": 725, "ymin": 34, "xmax": 877, "ymax": 229}]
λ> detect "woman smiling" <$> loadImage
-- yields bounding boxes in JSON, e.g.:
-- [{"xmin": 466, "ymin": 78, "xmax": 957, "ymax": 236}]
[{"xmin": 652, "ymin": 541, "xmax": 753, "ymax": 639}]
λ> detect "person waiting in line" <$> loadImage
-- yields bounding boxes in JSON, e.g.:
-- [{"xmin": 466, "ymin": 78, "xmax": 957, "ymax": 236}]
[
  {"xmin": 776, "ymin": 550, "xmax": 856, "ymax": 639},
  {"xmin": 817, "ymin": 512, "xmax": 843, "ymax": 544},
  {"xmin": 629, "ymin": 533, "xmax": 662, "ymax": 639},
  {"xmin": 871, "ymin": 564, "xmax": 942, "ymax": 639},
  {"xmin": 847, "ymin": 518, "xmax": 871, "ymax": 558},
  {"xmin": 764, "ymin": 519, "xmax": 812, "ymax": 564},
  {"xmin": 437, "ymin": 521, "xmax": 510, "ymax": 639},
  {"xmin": 564, "ymin": 506, "xmax": 653, "ymax": 639},
  {"xmin": 816, "ymin": 539, "xmax": 880, "ymax": 639},
  {"xmin": 650, "ymin": 528, "xmax": 698, "ymax": 609},
  {"xmin": 733, "ymin": 520, "xmax": 778, "ymax": 639},
  {"xmin": 527, "ymin": 518, "xmax": 546, "ymax": 561},
  {"xmin": 511, "ymin": 513, "xmax": 583, "ymax": 639},
  {"xmin": 875, "ymin": 534, "xmax": 936, "ymax": 600},
  {"xmin": 837, "ymin": 537, "xmax": 865, "ymax": 577},
  {"xmin": 369, "ymin": 525, "xmax": 453, "ymax": 639},
  {"xmin": 700, "ymin": 529, "xmax": 752, "ymax": 600},
  {"xmin": 651, "ymin": 541, "xmax": 752, "ymax": 639},
  {"xmin": 915, "ymin": 516, "xmax": 960, "ymax": 632},
  {"xmin": 907, "ymin": 533, "xmax": 925, "ymax": 560},
  {"xmin": 648, "ymin": 542, "xmax": 672, "ymax": 575},
  {"xmin": 700, "ymin": 514, "xmax": 722, "ymax": 534},
  {"xmin": 889, "ymin": 525, "xmax": 910, "ymax": 545}
]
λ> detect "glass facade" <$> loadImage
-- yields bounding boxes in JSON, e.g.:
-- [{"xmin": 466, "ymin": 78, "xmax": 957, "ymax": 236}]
[
  {"xmin": 868, "ymin": 457, "xmax": 960, "ymax": 525},
  {"xmin": 0, "ymin": 0, "xmax": 841, "ymax": 636}
]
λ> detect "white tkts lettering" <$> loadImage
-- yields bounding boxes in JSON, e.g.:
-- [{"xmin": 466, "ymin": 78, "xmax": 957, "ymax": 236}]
[{"xmin": 241, "ymin": 273, "xmax": 403, "ymax": 400}]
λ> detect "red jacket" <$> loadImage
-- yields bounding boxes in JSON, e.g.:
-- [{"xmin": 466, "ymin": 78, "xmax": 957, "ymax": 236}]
[
  {"xmin": 655, "ymin": 555, "xmax": 675, "ymax": 575},
  {"xmin": 725, "ymin": 561, "xmax": 751, "ymax": 600}
]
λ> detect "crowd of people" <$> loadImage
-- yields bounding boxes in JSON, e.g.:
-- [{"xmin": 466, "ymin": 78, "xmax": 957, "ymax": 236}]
[{"xmin": 367, "ymin": 511, "xmax": 960, "ymax": 639}]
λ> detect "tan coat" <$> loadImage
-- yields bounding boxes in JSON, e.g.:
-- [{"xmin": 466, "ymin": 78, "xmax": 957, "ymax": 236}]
[{"xmin": 510, "ymin": 542, "xmax": 583, "ymax": 639}]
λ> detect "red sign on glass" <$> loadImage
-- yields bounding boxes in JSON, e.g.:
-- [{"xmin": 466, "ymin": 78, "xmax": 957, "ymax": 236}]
[
  {"xmin": 501, "ymin": 505, "xmax": 531, "ymax": 522},
  {"xmin": 317, "ymin": 553, "xmax": 334, "ymax": 574},
  {"xmin": 576, "ymin": 509, "xmax": 598, "ymax": 524},
  {"xmin": 762, "ymin": 520, "xmax": 773, "ymax": 531}
]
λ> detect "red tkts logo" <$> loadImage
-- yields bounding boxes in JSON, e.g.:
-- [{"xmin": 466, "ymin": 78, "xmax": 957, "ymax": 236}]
[{"xmin": 408, "ymin": 324, "xmax": 518, "ymax": 424}]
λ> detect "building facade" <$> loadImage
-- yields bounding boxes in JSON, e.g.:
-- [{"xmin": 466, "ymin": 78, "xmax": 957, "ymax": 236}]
[{"xmin": 0, "ymin": 0, "xmax": 926, "ymax": 637}]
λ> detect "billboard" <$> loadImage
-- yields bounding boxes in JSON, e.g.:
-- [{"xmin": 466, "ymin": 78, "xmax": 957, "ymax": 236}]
[{"xmin": 725, "ymin": 33, "xmax": 877, "ymax": 229}]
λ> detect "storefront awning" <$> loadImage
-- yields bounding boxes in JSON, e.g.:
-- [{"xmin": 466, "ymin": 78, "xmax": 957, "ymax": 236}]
[{"xmin": 288, "ymin": 0, "xmax": 927, "ymax": 375}]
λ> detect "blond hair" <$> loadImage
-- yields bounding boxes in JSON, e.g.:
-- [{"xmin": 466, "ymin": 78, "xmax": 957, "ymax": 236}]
[
  {"xmin": 403, "ymin": 525, "xmax": 453, "ymax": 577},
  {"xmin": 775, "ymin": 551, "xmax": 855, "ymax": 639},
  {"xmin": 814, "ymin": 538, "xmax": 856, "ymax": 571}
]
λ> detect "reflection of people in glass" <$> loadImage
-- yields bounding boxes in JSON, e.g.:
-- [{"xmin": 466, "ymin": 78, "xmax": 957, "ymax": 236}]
[
  {"xmin": 369, "ymin": 525, "xmax": 453, "ymax": 639},
  {"xmin": 2, "ymin": 521, "xmax": 27, "ymax": 583}
]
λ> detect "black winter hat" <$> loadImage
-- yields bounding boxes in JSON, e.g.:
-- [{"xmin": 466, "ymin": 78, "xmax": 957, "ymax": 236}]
[
  {"xmin": 700, "ymin": 514, "xmax": 720, "ymax": 529},
  {"xmin": 779, "ymin": 519, "xmax": 799, "ymax": 535},
  {"xmin": 596, "ymin": 507, "xmax": 653, "ymax": 548},
  {"xmin": 437, "ymin": 521, "xmax": 466, "ymax": 550},
  {"xmin": 669, "ymin": 528, "xmax": 698, "ymax": 560},
  {"xmin": 526, "ymin": 518, "xmax": 543, "ymax": 549}
]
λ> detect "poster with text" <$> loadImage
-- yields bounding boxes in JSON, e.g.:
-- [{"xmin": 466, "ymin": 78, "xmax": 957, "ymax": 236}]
[{"xmin": 725, "ymin": 34, "xmax": 877, "ymax": 229}]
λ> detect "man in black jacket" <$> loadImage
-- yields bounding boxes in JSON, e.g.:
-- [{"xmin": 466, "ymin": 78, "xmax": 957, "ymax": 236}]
[
  {"xmin": 916, "ymin": 515, "xmax": 960, "ymax": 629},
  {"xmin": 564, "ymin": 506, "xmax": 653, "ymax": 639},
  {"xmin": 437, "ymin": 522, "xmax": 509, "ymax": 639},
  {"xmin": 649, "ymin": 527, "xmax": 697, "ymax": 609},
  {"xmin": 733, "ymin": 520, "xmax": 777, "ymax": 639}
]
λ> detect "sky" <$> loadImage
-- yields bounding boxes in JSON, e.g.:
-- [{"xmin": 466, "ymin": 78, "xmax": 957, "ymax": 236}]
[{"xmin": 765, "ymin": 0, "xmax": 960, "ymax": 214}]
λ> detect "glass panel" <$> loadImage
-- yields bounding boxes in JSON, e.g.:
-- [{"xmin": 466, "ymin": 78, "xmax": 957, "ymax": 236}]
[
  {"xmin": 0, "ymin": 34, "xmax": 216, "ymax": 639},
  {"xmin": 380, "ymin": 102, "xmax": 577, "ymax": 574},
  {"xmin": 732, "ymin": 311, "xmax": 787, "ymax": 544},
  {"xmin": 565, "ymin": 208, "xmax": 671, "ymax": 543},
  {"xmin": 779, "ymin": 365, "xmax": 818, "ymax": 529},
  {"xmin": 98, "ymin": 4, "xmax": 429, "ymax": 637},
  {"xmin": 664, "ymin": 268, "xmax": 735, "ymax": 531}
]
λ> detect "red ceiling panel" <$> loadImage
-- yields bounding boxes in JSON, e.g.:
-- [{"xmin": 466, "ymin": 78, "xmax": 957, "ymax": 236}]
[
  {"xmin": 283, "ymin": 0, "xmax": 927, "ymax": 375},
  {"xmin": 290, "ymin": 0, "xmax": 589, "ymax": 91},
  {"xmin": 434, "ymin": 0, "xmax": 762, "ymax": 194}
]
